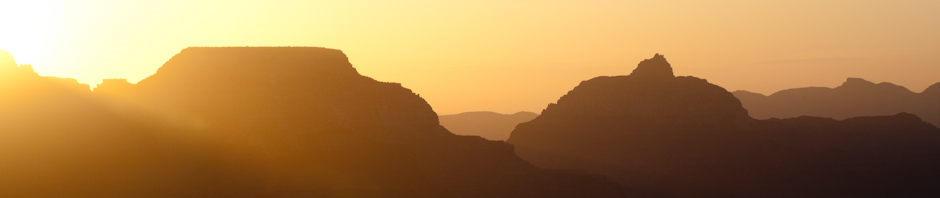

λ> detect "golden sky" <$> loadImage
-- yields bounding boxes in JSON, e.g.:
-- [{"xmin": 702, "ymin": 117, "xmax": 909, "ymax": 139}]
[{"xmin": 2, "ymin": 0, "xmax": 938, "ymax": 115}]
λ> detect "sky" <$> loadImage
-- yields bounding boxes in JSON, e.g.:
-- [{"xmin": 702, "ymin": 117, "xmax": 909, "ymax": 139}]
[{"xmin": 1, "ymin": 0, "xmax": 938, "ymax": 115}]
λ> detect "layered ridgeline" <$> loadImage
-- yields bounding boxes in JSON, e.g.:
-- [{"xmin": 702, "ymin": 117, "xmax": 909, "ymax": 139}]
[
  {"xmin": 439, "ymin": 111, "xmax": 538, "ymax": 141},
  {"xmin": 733, "ymin": 79, "xmax": 940, "ymax": 126},
  {"xmin": 507, "ymin": 54, "xmax": 940, "ymax": 198},
  {"xmin": 0, "ymin": 48, "xmax": 621, "ymax": 198}
]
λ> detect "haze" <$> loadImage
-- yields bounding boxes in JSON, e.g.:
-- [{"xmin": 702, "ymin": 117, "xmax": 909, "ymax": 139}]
[{"xmin": 2, "ymin": 0, "xmax": 938, "ymax": 115}]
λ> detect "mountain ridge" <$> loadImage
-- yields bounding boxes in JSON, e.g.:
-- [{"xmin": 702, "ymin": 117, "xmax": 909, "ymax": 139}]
[
  {"xmin": 733, "ymin": 77, "xmax": 939, "ymax": 126},
  {"xmin": 507, "ymin": 54, "xmax": 940, "ymax": 198},
  {"xmin": 1, "ymin": 47, "xmax": 623, "ymax": 198}
]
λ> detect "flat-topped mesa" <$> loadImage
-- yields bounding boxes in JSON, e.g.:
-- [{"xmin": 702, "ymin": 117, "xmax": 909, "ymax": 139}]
[
  {"xmin": 841, "ymin": 77, "xmax": 876, "ymax": 87},
  {"xmin": 629, "ymin": 53, "xmax": 674, "ymax": 79},
  {"xmin": 1, "ymin": 47, "xmax": 625, "ymax": 197},
  {"xmin": 123, "ymin": 47, "xmax": 623, "ymax": 197},
  {"xmin": 138, "ymin": 47, "xmax": 361, "ymax": 87},
  {"xmin": 132, "ymin": 46, "xmax": 443, "ymax": 140}
]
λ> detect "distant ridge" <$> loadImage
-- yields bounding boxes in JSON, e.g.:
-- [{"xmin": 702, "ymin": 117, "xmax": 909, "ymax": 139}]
[
  {"xmin": 507, "ymin": 54, "xmax": 940, "ymax": 198},
  {"xmin": 439, "ymin": 111, "xmax": 538, "ymax": 141},
  {"xmin": 733, "ymin": 77, "xmax": 940, "ymax": 126}
]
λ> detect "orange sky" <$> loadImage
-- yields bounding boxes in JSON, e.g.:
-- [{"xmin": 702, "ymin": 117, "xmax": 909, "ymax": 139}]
[{"xmin": 2, "ymin": 0, "xmax": 938, "ymax": 115}]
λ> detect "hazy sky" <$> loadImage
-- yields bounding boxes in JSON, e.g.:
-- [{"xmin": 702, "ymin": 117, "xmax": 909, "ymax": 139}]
[{"xmin": 2, "ymin": 0, "xmax": 938, "ymax": 115}]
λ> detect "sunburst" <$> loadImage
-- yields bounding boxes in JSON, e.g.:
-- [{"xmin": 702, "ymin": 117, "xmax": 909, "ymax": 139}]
[{"xmin": 0, "ymin": 0, "xmax": 64, "ymax": 67}]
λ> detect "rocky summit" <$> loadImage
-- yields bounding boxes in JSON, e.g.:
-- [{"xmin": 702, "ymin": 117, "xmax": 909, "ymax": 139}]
[
  {"xmin": 0, "ymin": 47, "xmax": 622, "ymax": 198},
  {"xmin": 507, "ymin": 54, "xmax": 940, "ymax": 198},
  {"xmin": 628, "ymin": 53, "xmax": 674, "ymax": 79}
]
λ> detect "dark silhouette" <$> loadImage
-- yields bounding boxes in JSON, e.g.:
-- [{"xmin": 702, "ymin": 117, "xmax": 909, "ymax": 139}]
[
  {"xmin": 439, "ymin": 111, "xmax": 538, "ymax": 141},
  {"xmin": 507, "ymin": 54, "xmax": 940, "ymax": 198},
  {"xmin": 0, "ymin": 48, "xmax": 622, "ymax": 198},
  {"xmin": 733, "ymin": 78, "xmax": 940, "ymax": 126}
]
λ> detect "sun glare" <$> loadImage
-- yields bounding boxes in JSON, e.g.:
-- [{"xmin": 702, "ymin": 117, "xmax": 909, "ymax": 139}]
[{"xmin": 0, "ymin": 0, "xmax": 65, "ymax": 67}]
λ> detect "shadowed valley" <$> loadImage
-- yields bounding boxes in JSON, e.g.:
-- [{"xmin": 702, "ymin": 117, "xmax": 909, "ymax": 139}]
[{"xmin": 439, "ymin": 111, "xmax": 538, "ymax": 141}]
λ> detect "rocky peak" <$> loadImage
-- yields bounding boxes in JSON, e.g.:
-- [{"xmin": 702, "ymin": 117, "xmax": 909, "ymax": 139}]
[
  {"xmin": 629, "ymin": 53, "xmax": 674, "ymax": 79},
  {"xmin": 544, "ymin": 53, "xmax": 747, "ymax": 119},
  {"xmin": 508, "ymin": 55, "xmax": 940, "ymax": 198},
  {"xmin": 510, "ymin": 54, "xmax": 754, "ymax": 153}
]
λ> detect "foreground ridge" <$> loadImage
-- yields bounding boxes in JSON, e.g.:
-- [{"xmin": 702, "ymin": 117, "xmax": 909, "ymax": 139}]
[{"xmin": 1, "ymin": 47, "xmax": 623, "ymax": 198}]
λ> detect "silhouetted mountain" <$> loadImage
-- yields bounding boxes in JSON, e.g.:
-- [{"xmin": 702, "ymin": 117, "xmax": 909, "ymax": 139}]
[
  {"xmin": 439, "ymin": 111, "xmax": 538, "ymax": 141},
  {"xmin": 507, "ymin": 54, "xmax": 940, "ymax": 198},
  {"xmin": 733, "ymin": 78, "xmax": 940, "ymax": 126},
  {"xmin": 0, "ymin": 47, "xmax": 622, "ymax": 198}
]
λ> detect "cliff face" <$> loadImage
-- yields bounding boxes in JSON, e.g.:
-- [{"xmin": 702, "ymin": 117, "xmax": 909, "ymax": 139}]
[
  {"xmin": 507, "ymin": 54, "xmax": 940, "ymax": 198},
  {"xmin": 0, "ymin": 47, "xmax": 622, "ymax": 198},
  {"xmin": 439, "ymin": 111, "xmax": 538, "ymax": 141},
  {"xmin": 733, "ymin": 78, "xmax": 940, "ymax": 126}
]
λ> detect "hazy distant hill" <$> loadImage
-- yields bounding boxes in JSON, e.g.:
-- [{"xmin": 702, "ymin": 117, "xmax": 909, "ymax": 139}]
[
  {"xmin": 0, "ymin": 48, "xmax": 622, "ymax": 198},
  {"xmin": 439, "ymin": 111, "xmax": 538, "ymax": 141},
  {"xmin": 507, "ymin": 54, "xmax": 940, "ymax": 198},
  {"xmin": 733, "ymin": 78, "xmax": 940, "ymax": 126}
]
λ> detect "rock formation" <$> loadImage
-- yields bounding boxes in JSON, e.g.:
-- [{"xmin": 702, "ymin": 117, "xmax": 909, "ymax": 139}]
[
  {"xmin": 629, "ymin": 53, "xmax": 674, "ymax": 80},
  {"xmin": 439, "ymin": 111, "xmax": 538, "ymax": 141},
  {"xmin": 507, "ymin": 54, "xmax": 940, "ymax": 198},
  {"xmin": 0, "ymin": 47, "xmax": 622, "ymax": 198},
  {"xmin": 733, "ymin": 78, "xmax": 940, "ymax": 126}
]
